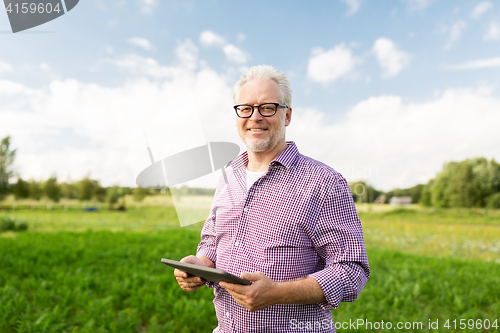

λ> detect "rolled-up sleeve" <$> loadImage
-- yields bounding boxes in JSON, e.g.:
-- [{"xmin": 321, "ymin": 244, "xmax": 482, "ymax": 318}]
[
  {"xmin": 196, "ymin": 178, "xmax": 224, "ymax": 288},
  {"xmin": 308, "ymin": 174, "xmax": 370, "ymax": 310},
  {"xmin": 196, "ymin": 209, "xmax": 217, "ymax": 266}
]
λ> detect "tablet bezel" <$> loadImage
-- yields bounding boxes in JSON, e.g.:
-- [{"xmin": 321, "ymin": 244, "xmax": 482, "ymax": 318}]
[{"xmin": 161, "ymin": 258, "xmax": 251, "ymax": 285}]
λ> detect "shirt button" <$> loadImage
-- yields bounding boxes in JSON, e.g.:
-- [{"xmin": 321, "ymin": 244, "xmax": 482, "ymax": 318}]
[
  {"xmin": 243, "ymin": 207, "xmax": 248, "ymax": 212},
  {"xmin": 225, "ymin": 312, "xmax": 230, "ymax": 318},
  {"xmin": 235, "ymin": 241, "xmax": 239, "ymax": 246}
]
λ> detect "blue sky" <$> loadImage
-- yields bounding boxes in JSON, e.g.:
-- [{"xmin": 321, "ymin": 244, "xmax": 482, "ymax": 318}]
[{"xmin": 1, "ymin": 0, "xmax": 500, "ymax": 191}]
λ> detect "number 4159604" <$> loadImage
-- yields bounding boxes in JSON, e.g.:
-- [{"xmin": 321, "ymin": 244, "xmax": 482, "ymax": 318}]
[
  {"xmin": 444, "ymin": 319, "xmax": 498, "ymax": 330},
  {"xmin": 5, "ymin": 2, "xmax": 62, "ymax": 14}
]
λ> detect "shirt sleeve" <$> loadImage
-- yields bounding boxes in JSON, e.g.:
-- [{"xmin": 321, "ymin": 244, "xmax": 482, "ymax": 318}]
[
  {"xmin": 307, "ymin": 174, "xmax": 370, "ymax": 310},
  {"xmin": 196, "ymin": 176, "xmax": 225, "ymax": 289},
  {"xmin": 196, "ymin": 207, "xmax": 218, "ymax": 289}
]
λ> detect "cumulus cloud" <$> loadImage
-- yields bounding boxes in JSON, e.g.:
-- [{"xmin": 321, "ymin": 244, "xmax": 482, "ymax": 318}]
[
  {"xmin": 472, "ymin": 1, "xmax": 493, "ymax": 19},
  {"xmin": 445, "ymin": 57, "xmax": 500, "ymax": 70},
  {"xmin": 175, "ymin": 39, "xmax": 199, "ymax": 70},
  {"xmin": 128, "ymin": 37, "xmax": 154, "ymax": 50},
  {"xmin": 115, "ymin": 54, "xmax": 175, "ymax": 78},
  {"xmin": 484, "ymin": 22, "xmax": 500, "ymax": 41},
  {"xmin": 340, "ymin": 0, "xmax": 360, "ymax": 15},
  {"xmin": 443, "ymin": 20, "xmax": 467, "ymax": 50},
  {"xmin": 0, "ymin": 61, "xmax": 13, "ymax": 73},
  {"xmin": 222, "ymin": 44, "xmax": 250, "ymax": 64},
  {"xmin": 200, "ymin": 30, "xmax": 226, "ymax": 47},
  {"xmin": 137, "ymin": 0, "xmax": 156, "ymax": 13},
  {"xmin": 405, "ymin": 0, "xmax": 432, "ymax": 10},
  {"xmin": 287, "ymin": 88, "xmax": 500, "ymax": 190},
  {"xmin": 307, "ymin": 44, "xmax": 357, "ymax": 83},
  {"xmin": 372, "ymin": 38, "xmax": 411, "ymax": 78},
  {"xmin": 1, "ymin": 40, "xmax": 240, "ymax": 187},
  {"xmin": 39, "ymin": 63, "xmax": 50, "ymax": 71},
  {"xmin": 237, "ymin": 33, "xmax": 246, "ymax": 42},
  {"xmin": 199, "ymin": 31, "xmax": 250, "ymax": 64}
]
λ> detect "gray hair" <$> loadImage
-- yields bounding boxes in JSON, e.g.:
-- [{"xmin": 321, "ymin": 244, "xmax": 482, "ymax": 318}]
[{"xmin": 233, "ymin": 65, "xmax": 292, "ymax": 107}]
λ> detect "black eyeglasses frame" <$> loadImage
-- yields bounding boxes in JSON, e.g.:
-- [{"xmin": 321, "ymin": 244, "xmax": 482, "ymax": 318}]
[{"xmin": 233, "ymin": 103, "xmax": 289, "ymax": 118}]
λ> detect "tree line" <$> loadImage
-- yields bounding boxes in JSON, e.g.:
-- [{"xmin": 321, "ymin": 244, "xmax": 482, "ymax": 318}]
[
  {"xmin": 2, "ymin": 135, "xmax": 499, "ymax": 208},
  {"xmin": 420, "ymin": 157, "xmax": 500, "ymax": 209},
  {"xmin": 359, "ymin": 157, "xmax": 500, "ymax": 209}
]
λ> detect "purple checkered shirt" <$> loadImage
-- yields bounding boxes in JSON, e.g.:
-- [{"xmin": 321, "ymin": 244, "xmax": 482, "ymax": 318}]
[{"xmin": 197, "ymin": 141, "xmax": 370, "ymax": 333}]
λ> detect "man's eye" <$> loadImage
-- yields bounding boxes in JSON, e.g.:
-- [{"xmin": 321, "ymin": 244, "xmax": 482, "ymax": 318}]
[{"xmin": 239, "ymin": 107, "xmax": 252, "ymax": 112}]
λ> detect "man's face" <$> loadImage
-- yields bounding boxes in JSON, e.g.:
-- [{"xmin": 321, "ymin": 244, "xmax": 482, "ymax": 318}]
[{"xmin": 236, "ymin": 79, "xmax": 291, "ymax": 153}]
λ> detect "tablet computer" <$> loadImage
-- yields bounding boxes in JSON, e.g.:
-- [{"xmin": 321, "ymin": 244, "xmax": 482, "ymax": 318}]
[{"xmin": 161, "ymin": 258, "xmax": 251, "ymax": 285}]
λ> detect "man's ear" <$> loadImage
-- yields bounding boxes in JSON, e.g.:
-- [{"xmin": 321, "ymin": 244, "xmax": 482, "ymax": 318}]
[{"xmin": 285, "ymin": 107, "xmax": 292, "ymax": 126}]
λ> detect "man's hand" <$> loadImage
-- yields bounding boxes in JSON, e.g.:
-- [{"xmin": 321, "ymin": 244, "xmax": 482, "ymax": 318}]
[
  {"xmin": 174, "ymin": 255, "xmax": 215, "ymax": 292},
  {"xmin": 219, "ymin": 272, "xmax": 280, "ymax": 312}
]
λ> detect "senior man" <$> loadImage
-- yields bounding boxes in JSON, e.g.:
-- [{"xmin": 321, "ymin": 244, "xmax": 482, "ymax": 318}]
[{"xmin": 174, "ymin": 65, "xmax": 369, "ymax": 332}]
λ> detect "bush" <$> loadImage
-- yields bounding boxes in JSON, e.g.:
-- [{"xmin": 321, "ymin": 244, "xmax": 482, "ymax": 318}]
[
  {"xmin": 486, "ymin": 193, "xmax": 500, "ymax": 209},
  {"xmin": 0, "ymin": 215, "xmax": 28, "ymax": 232}
]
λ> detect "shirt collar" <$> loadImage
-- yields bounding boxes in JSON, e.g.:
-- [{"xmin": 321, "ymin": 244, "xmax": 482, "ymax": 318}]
[{"xmin": 229, "ymin": 141, "xmax": 299, "ymax": 171}]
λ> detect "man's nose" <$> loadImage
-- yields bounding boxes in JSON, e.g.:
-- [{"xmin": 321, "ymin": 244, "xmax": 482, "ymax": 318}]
[{"xmin": 249, "ymin": 106, "xmax": 264, "ymax": 120}]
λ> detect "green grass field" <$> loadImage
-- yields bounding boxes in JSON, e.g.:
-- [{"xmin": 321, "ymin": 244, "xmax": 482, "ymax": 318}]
[{"xmin": 1, "ymin": 202, "xmax": 499, "ymax": 332}]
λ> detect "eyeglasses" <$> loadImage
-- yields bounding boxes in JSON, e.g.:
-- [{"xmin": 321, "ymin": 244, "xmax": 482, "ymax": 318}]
[{"xmin": 234, "ymin": 103, "xmax": 288, "ymax": 118}]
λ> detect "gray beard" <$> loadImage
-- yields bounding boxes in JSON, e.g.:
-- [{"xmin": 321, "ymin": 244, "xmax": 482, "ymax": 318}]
[{"xmin": 238, "ymin": 117, "xmax": 286, "ymax": 153}]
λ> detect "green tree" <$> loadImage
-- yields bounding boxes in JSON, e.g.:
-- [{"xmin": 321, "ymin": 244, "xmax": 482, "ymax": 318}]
[
  {"xmin": 445, "ymin": 162, "xmax": 476, "ymax": 208},
  {"xmin": 28, "ymin": 180, "xmax": 43, "ymax": 201},
  {"xmin": 12, "ymin": 178, "xmax": 30, "ymax": 200},
  {"xmin": 0, "ymin": 136, "xmax": 16, "ymax": 200},
  {"xmin": 470, "ymin": 158, "xmax": 500, "ymax": 206},
  {"xmin": 78, "ymin": 177, "xmax": 95, "ymax": 201},
  {"xmin": 133, "ymin": 187, "xmax": 149, "ymax": 202},
  {"xmin": 61, "ymin": 181, "xmax": 76, "ymax": 199},
  {"xmin": 94, "ymin": 183, "xmax": 106, "ymax": 203},
  {"xmin": 487, "ymin": 193, "xmax": 500, "ymax": 209},
  {"xmin": 420, "ymin": 180, "xmax": 433, "ymax": 207},
  {"xmin": 426, "ymin": 158, "xmax": 500, "ymax": 208},
  {"xmin": 431, "ymin": 161, "xmax": 458, "ymax": 207},
  {"xmin": 44, "ymin": 176, "xmax": 62, "ymax": 202},
  {"xmin": 107, "ymin": 186, "xmax": 119, "ymax": 208}
]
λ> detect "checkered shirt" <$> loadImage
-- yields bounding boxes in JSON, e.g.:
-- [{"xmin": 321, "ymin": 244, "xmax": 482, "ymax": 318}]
[{"xmin": 196, "ymin": 141, "xmax": 370, "ymax": 333}]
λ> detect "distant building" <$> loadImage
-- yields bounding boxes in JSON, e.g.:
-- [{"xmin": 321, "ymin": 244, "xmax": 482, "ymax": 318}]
[{"xmin": 390, "ymin": 196, "xmax": 412, "ymax": 206}]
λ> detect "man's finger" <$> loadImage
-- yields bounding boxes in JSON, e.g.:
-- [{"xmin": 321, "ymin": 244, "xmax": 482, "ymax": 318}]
[
  {"xmin": 226, "ymin": 289, "xmax": 247, "ymax": 304},
  {"xmin": 173, "ymin": 268, "xmax": 189, "ymax": 278},
  {"xmin": 220, "ymin": 281, "xmax": 246, "ymax": 294},
  {"xmin": 241, "ymin": 271, "xmax": 262, "ymax": 281}
]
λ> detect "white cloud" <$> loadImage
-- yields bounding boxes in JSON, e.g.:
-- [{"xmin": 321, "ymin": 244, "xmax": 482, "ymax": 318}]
[
  {"xmin": 128, "ymin": 37, "xmax": 154, "ymax": 50},
  {"xmin": 405, "ymin": 0, "xmax": 432, "ymax": 10},
  {"xmin": 287, "ymin": 87, "xmax": 500, "ymax": 190},
  {"xmin": 0, "ymin": 61, "xmax": 13, "ymax": 73},
  {"xmin": 445, "ymin": 57, "xmax": 500, "ymax": 70},
  {"xmin": 237, "ymin": 33, "xmax": 246, "ymax": 42},
  {"xmin": 115, "ymin": 54, "xmax": 176, "ymax": 78},
  {"xmin": 340, "ymin": 0, "xmax": 360, "ymax": 15},
  {"xmin": 222, "ymin": 44, "xmax": 250, "ymax": 64},
  {"xmin": 199, "ymin": 31, "xmax": 250, "ymax": 65},
  {"xmin": 307, "ymin": 44, "xmax": 357, "ymax": 83},
  {"xmin": 175, "ymin": 39, "xmax": 199, "ymax": 70},
  {"xmin": 372, "ymin": 38, "xmax": 411, "ymax": 78},
  {"xmin": 484, "ymin": 22, "xmax": 500, "ymax": 41},
  {"xmin": 137, "ymin": 0, "xmax": 156, "ymax": 13},
  {"xmin": 200, "ymin": 30, "xmax": 226, "ymax": 47},
  {"xmin": 443, "ymin": 20, "xmax": 467, "ymax": 50},
  {"xmin": 1, "ymin": 57, "xmax": 239, "ymax": 187},
  {"xmin": 39, "ymin": 63, "xmax": 50, "ymax": 71},
  {"xmin": 472, "ymin": 1, "xmax": 493, "ymax": 19}
]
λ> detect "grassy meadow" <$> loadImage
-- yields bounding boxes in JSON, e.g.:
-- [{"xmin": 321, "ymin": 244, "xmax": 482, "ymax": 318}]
[{"xmin": 1, "ymin": 196, "xmax": 499, "ymax": 332}]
